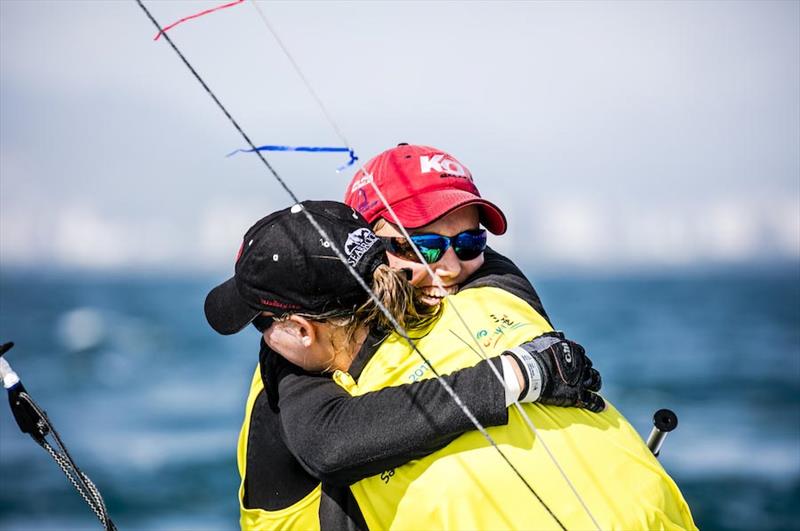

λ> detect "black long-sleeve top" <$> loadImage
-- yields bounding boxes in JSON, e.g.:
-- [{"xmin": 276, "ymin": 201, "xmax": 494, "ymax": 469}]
[{"xmin": 242, "ymin": 248, "xmax": 550, "ymax": 514}]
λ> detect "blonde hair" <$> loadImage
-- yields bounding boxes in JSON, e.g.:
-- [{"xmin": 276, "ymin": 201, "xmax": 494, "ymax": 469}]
[
  {"xmin": 312, "ymin": 264, "xmax": 441, "ymax": 371},
  {"xmin": 372, "ymin": 218, "xmax": 388, "ymax": 232},
  {"xmin": 359, "ymin": 263, "xmax": 441, "ymax": 334}
]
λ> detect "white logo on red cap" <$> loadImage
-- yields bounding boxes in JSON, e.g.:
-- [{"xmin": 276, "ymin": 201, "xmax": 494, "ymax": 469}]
[
  {"xmin": 350, "ymin": 174, "xmax": 374, "ymax": 193},
  {"xmin": 420, "ymin": 154, "xmax": 468, "ymax": 177},
  {"xmin": 344, "ymin": 228, "xmax": 378, "ymax": 266}
]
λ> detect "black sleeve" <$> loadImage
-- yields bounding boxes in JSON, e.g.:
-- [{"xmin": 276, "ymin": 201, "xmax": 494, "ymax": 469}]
[
  {"xmin": 464, "ymin": 247, "xmax": 553, "ymax": 326},
  {"xmin": 243, "ymin": 389, "xmax": 320, "ymax": 511},
  {"xmin": 273, "ymin": 354, "xmax": 509, "ymax": 487}
]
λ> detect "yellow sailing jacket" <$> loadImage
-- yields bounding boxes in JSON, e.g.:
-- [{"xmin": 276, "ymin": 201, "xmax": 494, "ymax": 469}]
[
  {"xmin": 237, "ymin": 366, "xmax": 321, "ymax": 531},
  {"xmin": 333, "ymin": 286, "xmax": 698, "ymax": 530}
]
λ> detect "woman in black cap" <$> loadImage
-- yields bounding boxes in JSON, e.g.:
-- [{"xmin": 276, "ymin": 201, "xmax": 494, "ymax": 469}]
[{"xmin": 205, "ymin": 200, "xmax": 606, "ymax": 530}]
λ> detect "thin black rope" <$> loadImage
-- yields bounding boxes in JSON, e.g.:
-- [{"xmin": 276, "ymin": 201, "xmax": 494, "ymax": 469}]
[
  {"xmin": 20, "ymin": 392, "xmax": 116, "ymax": 530},
  {"xmin": 135, "ymin": 0, "xmax": 299, "ymax": 205},
  {"xmin": 134, "ymin": 2, "xmax": 565, "ymax": 528}
]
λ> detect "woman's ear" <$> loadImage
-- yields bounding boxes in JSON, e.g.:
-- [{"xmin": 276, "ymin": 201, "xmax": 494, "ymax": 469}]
[
  {"xmin": 286, "ymin": 315, "xmax": 317, "ymax": 347},
  {"xmin": 261, "ymin": 318, "xmax": 311, "ymax": 349},
  {"xmin": 263, "ymin": 317, "xmax": 328, "ymax": 372}
]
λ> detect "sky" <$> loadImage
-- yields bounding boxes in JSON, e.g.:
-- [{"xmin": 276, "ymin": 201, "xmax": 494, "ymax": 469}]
[{"xmin": 1, "ymin": 0, "xmax": 798, "ymax": 275}]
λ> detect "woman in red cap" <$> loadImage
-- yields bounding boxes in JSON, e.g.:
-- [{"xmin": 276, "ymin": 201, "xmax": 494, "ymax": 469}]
[{"xmin": 344, "ymin": 143, "xmax": 550, "ymax": 314}]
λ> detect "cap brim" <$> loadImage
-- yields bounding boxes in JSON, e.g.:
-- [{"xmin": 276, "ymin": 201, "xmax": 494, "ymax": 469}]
[
  {"xmin": 381, "ymin": 189, "xmax": 507, "ymax": 235},
  {"xmin": 204, "ymin": 277, "xmax": 261, "ymax": 335}
]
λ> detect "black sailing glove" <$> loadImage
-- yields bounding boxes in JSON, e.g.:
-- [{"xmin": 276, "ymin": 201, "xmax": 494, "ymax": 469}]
[{"xmin": 503, "ymin": 332, "xmax": 605, "ymax": 413}]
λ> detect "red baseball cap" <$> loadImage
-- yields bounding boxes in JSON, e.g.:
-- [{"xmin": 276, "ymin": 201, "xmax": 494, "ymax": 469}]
[{"xmin": 343, "ymin": 144, "xmax": 507, "ymax": 235}]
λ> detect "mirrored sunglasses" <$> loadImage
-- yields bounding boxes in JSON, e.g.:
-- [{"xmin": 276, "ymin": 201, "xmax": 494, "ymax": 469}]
[{"xmin": 380, "ymin": 229, "xmax": 487, "ymax": 264}]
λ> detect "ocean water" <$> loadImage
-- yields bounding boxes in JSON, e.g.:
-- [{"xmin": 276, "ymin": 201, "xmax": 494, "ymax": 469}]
[{"xmin": 0, "ymin": 267, "xmax": 798, "ymax": 530}]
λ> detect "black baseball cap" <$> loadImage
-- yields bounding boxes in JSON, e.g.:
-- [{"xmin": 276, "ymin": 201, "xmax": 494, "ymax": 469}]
[{"xmin": 205, "ymin": 200, "xmax": 387, "ymax": 335}]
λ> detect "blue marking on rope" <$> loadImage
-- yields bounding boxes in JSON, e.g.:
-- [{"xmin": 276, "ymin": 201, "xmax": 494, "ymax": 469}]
[{"xmin": 226, "ymin": 145, "xmax": 358, "ymax": 172}]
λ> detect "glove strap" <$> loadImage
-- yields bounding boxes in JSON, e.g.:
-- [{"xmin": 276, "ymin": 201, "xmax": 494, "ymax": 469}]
[
  {"xmin": 506, "ymin": 346, "xmax": 544, "ymax": 403},
  {"xmin": 500, "ymin": 356, "xmax": 523, "ymax": 407}
]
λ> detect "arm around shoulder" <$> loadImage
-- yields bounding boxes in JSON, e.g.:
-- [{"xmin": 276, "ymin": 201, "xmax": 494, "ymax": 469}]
[{"xmin": 274, "ymin": 355, "xmax": 510, "ymax": 486}]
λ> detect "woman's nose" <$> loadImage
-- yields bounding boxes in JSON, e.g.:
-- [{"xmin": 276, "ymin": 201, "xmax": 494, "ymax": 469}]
[{"xmin": 432, "ymin": 247, "xmax": 462, "ymax": 280}]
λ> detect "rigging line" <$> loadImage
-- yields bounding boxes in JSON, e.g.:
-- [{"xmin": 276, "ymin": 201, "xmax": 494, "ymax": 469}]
[
  {"xmin": 449, "ymin": 329, "xmax": 602, "ymax": 531},
  {"xmin": 237, "ymin": 4, "xmax": 594, "ymax": 525},
  {"xmin": 136, "ymin": 0, "xmax": 299, "ymax": 205},
  {"xmin": 20, "ymin": 394, "xmax": 104, "ymax": 514},
  {"xmin": 19, "ymin": 392, "xmax": 115, "ymax": 530},
  {"xmin": 248, "ymin": 0, "xmax": 351, "ymax": 148},
  {"xmin": 134, "ymin": 2, "xmax": 564, "ymax": 527}
]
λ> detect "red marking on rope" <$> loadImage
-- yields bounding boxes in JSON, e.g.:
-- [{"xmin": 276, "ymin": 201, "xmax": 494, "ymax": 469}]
[{"xmin": 154, "ymin": 0, "xmax": 245, "ymax": 41}]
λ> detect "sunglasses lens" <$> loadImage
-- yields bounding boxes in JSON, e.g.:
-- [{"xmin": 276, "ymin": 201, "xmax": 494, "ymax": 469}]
[
  {"xmin": 453, "ymin": 230, "xmax": 487, "ymax": 260},
  {"xmin": 417, "ymin": 246, "xmax": 445, "ymax": 264},
  {"xmin": 410, "ymin": 234, "xmax": 448, "ymax": 264},
  {"xmin": 384, "ymin": 237, "xmax": 421, "ymax": 262}
]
